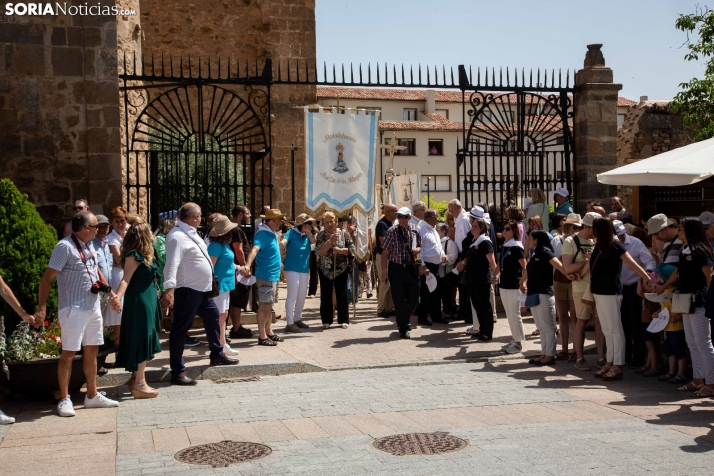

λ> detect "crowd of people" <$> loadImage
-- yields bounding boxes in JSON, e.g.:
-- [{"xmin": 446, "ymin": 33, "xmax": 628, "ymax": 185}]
[{"xmin": 3, "ymin": 186, "xmax": 714, "ymax": 423}]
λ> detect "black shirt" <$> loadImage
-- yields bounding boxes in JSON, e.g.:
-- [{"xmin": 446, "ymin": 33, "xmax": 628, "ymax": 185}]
[
  {"xmin": 465, "ymin": 239, "xmax": 495, "ymax": 285},
  {"xmin": 526, "ymin": 247, "xmax": 556, "ymax": 295},
  {"xmin": 678, "ymin": 246, "xmax": 714, "ymax": 306},
  {"xmin": 500, "ymin": 245, "xmax": 525, "ymax": 289},
  {"xmin": 590, "ymin": 241, "xmax": 627, "ymax": 295},
  {"xmin": 374, "ymin": 216, "xmax": 392, "ymax": 254}
]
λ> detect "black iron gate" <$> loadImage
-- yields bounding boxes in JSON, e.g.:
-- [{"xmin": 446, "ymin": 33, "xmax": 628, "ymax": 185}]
[
  {"xmin": 120, "ymin": 54, "xmax": 272, "ymax": 228},
  {"xmin": 457, "ymin": 67, "xmax": 574, "ymax": 229}
]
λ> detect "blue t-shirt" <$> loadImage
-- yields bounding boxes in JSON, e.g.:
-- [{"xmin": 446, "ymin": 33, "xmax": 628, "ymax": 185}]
[
  {"xmin": 253, "ymin": 229, "xmax": 281, "ymax": 282},
  {"xmin": 283, "ymin": 228, "xmax": 311, "ymax": 274},
  {"xmin": 207, "ymin": 242, "xmax": 236, "ymax": 292}
]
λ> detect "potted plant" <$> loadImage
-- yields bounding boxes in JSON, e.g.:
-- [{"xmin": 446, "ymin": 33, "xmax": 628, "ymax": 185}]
[{"xmin": 0, "ymin": 317, "xmax": 118, "ymax": 399}]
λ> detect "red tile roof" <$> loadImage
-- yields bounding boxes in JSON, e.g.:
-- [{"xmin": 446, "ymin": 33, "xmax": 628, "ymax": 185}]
[{"xmin": 317, "ymin": 86, "xmax": 637, "ymax": 108}]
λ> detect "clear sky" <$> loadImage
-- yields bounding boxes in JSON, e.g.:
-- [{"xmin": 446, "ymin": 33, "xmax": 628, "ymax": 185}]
[{"xmin": 316, "ymin": 0, "xmax": 706, "ymax": 101}]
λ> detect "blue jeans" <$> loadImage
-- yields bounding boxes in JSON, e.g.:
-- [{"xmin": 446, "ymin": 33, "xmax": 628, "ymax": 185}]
[
  {"xmin": 170, "ymin": 287, "xmax": 223, "ymax": 377},
  {"xmin": 388, "ymin": 262, "xmax": 420, "ymax": 333}
]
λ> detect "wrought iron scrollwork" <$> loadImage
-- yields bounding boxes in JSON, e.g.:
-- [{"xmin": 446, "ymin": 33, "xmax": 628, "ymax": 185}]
[{"xmin": 245, "ymin": 85, "xmax": 269, "ymax": 116}]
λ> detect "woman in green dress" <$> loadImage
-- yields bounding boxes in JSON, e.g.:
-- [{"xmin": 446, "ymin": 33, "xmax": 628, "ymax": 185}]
[{"xmin": 111, "ymin": 219, "xmax": 162, "ymax": 399}]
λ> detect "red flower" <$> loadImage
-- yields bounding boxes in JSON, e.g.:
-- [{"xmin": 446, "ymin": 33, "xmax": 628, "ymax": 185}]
[
  {"xmin": 50, "ymin": 334, "xmax": 57, "ymax": 340},
  {"xmin": 44, "ymin": 320, "xmax": 49, "ymax": 327}
]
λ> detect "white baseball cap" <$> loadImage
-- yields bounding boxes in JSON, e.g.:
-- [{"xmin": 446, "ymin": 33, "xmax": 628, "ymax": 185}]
[
  {"xmin": 397, "ymin": 207, "xmax": 412, "ymax": 217},
  {"xmin": 613, "ymin": 220, "xmax": 626, "ymax": 236},
  {"xmin": 699, "ymin": 211, "xmax": 714, "ymax": 226},
  {"xmin": 554, "ymin": 187, "xmax": 569, "ymax": 198}
]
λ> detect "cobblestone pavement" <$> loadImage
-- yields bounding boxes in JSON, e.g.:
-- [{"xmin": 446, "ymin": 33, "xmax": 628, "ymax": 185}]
[{"xmin": 2, "ymin": 360, "xmax": 714, "ymax": 475}]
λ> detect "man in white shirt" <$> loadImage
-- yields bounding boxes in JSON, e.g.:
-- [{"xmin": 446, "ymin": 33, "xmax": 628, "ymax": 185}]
[
  {"xmin": 161, "ymin": 202, "xmax": 238, "ymax": 386},
  {"xmin": 410, "ymin": 201, "xmax": 426, "ymax": 230},
  {"xmin": 417, "ymin": 209, "xmax": 448, "ymax": 325},
  {"xmin": 448, "ymin": 199, "xmax": 475, "ymax": 324},
  {"xmin": 614, "ymin": 220, "xmax": 655, "ymax": 367}
]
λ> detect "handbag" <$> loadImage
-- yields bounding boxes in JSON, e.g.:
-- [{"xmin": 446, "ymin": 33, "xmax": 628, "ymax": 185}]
[
  {"xmin": 671, "ymin": 292, "xmax": 694, "ymax": 314},
  {"xmin": 581, "ymin": 252, "xmax": 598, "ymax": 307},
  {"xmin": 525, "ymin": 293, "xmax": 540, "ymax": 307}
]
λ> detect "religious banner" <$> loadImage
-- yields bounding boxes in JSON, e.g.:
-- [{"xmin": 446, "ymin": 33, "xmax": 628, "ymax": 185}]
[
  {"xmin": 304, "ymin": 108, "xmax": 379, "ymax": 214},
  {"xmin": 391, "ymin": 173, "xmax": 421, "ymax": 209}
]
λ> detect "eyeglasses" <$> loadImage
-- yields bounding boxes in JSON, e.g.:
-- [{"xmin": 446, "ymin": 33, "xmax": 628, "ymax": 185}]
[
  {"xmin": 503, "ymin": 227, "xmax": 512, "ymax": 232},
  {"xmin": 87, "ymin": 224, "xmax": 99, "ymax": 229},
  {"xmin": 397, "ymin": 215, "xmax": 410, "ymax": 219},
  {"xmin": 73, "ymin": 206, "xmax": 87, "ymax": 211}
]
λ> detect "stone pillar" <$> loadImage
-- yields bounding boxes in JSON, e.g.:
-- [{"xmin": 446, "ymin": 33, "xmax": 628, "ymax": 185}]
[{"xmin": 573, "ymin": 44, "xmax": 622, "ymax": 213}]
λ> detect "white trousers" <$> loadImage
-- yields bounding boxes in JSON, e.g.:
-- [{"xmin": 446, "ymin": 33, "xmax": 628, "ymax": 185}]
[
  {"xmin": 531, "ymin": 294, "xmax": 556, "ymax": 356},
  {"xmin": 594, "ymin": 293, "xmax": 625, "ymax": 365},
  {"xmin": 490, "ymin": 285, "xmax": 497, "ymax": 321},
  {"xmin": 285, "ymin": 271, "xmax": 309, "ymax": 325},
  {"xmin": 683, "ymin": 307, "xmax": 714, "ymax": 383},
  {"xmin": 500, "ymin": 288, "xmax": 525, "ymax": 342}
]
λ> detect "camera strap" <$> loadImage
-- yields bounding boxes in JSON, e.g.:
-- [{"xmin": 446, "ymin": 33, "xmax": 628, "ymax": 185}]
[{"xmin": 70, "ymin": 233, "xmax": 98, "ymax": 282}]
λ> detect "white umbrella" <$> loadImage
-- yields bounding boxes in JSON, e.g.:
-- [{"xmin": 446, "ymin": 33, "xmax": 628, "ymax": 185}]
[{"xmin": 597, "ymin": 137, "xmax": 714, "ymax": 186}]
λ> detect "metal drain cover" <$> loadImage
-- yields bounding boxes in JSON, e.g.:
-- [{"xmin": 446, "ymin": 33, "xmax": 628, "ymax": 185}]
[
  {"xmin": 373, "ymin": 432, "xmax": 467, "ymax": 456},
  {"xmin": 174, "ymin": 441, "xmax": 272, "ymax": 467}
]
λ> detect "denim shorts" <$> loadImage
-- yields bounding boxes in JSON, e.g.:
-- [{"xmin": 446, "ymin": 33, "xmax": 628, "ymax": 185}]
[{"xmin": 255, "ymin": 278, "xmax": 278, "ymax": 305}]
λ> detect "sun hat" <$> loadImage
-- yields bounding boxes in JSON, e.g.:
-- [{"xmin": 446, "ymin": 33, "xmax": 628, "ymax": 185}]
[
  {"xmin": 554, "ymin": 187, "xmax": 569, "ymax": 198},
  {"xmin": 208, "ymin": 214, "xmax": 238, "ymax": 237},
  {"xmin": 397, "ymin": 207, "xmax": 412, "ymax": 217},
  {"xmin": 581, "ymin": 212, "xmax": 601, "ymax": 227},
  {"xmin": 468, "ymin": 206, "xmax": 484, "ymax": 220},
  {"xmin": 647, "ymin": 213, "xmax": 672, "ymax": 235},
  {"xmin": 260, "ymin": 208, "xmax": 286, "ymax": 219},
  {"xmin": 699, "ymin": 211, "xmax": 714, "ymax": 226},
  {"xmin": 612, "ymin": 220, "xmax": 626, "ymax": 236},
  {"xmin": 95, "ymin": 214, "xmax": 110, "ymax": 225},
  {"xmin": 563, "ymin": 213, "xmax": 582, "ymax": 226},
  {"xmin": 295, "ymin": 213, "xmax": 316, "ymax": 226}
]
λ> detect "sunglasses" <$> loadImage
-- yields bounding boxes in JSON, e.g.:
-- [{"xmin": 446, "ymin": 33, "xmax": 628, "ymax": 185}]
[
  {"xmin": 397, "ymin": 215, "xmax": 411, "ymax": 219},
  {"xmin": 87, "ymin": 224, "xmax": 99, "ymax": 229},
  {"xmin": 503, "ymin": 227, "xmax": 512, "ymax": 232},
  {"xmin": 73, "ymin": 206, "xmax": 87, "ymax": 211}
]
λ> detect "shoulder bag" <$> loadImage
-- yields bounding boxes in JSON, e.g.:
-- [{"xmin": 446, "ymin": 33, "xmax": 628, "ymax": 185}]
[
  {"xmin": 581, "ymin": 252, "xmax": 597, "ymax": 307},
  {"xmin": 671, "ymin": 291, "xmax": 694, "ymax": 314},
  {"xmin": 181, "ymin": 228, "xmax": 220, "ymax": 298}
]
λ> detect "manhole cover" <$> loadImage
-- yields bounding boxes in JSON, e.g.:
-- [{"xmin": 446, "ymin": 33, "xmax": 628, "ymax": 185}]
[
  {"xmin": 372, "ymin": 432, "xmax": 467, "ymax": 456},
  {"xmin": 174, "ymin": 441, "xmax": 272, "ymax": 467}
]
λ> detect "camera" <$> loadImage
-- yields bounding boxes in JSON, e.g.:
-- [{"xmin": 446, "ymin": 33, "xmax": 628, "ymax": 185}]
[{"xmin": 91, "ymin": 281, "xmax": 112, "ymax": 294}]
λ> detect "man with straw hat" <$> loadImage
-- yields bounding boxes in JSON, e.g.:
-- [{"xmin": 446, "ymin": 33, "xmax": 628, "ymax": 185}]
[{"xmin": 242, "ymin": 208, "xmax": 286, "ymax": 346}]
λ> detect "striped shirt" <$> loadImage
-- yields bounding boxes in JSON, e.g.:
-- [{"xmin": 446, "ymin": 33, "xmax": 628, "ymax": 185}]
[
  {"xmin": 662, "ymin": 238, "xmax": 683, "ymax": 265},
  {"xmin": 48, "ymin": 236, "xmax": 100, "ymax": 310}
]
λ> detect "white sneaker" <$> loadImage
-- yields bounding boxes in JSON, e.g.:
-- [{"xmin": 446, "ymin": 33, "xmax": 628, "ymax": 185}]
[
  {"xmin": 340, "ymin": 323, "xmax": 349, "ymax": 329},
  {"xmin": 322, "ymin": 324, "xmax": 330, "ymax": 330},
  {"xmin": 223, "ymin": 343, "xmax": 239, "ymax": 355},
  {"xmin": 0, "ymin": 409, "xmax": 15, "ymax": 424},
  {"xmin": 57, "ymin": 397, "xmax": 76, "ymax": 417},
  {"xmin": 466, "ymin": 327, "xmax": 480, "ymax": 336},
  {"xmin": 504, "ymin": 342, "xmax": 523, "ymax": 354},
  {"xmin": 501, "ymin": 339, "xmax": 515, "ymax": 350},
  {"xmin": 84, "ymin": 391, "xmax": 119, "ymax": 409}
]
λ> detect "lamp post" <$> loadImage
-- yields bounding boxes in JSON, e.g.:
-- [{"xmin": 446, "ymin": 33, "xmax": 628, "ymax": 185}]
[{"xmin": 290, "ymin": 144, "xmax": 298, "ymax": 220}]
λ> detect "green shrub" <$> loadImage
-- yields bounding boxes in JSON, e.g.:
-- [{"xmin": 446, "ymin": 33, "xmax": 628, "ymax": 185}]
[
  {"xmin": 423, "ymin": 196, "xmax": 449, "ymax": 221},
  {"xmin": 0, "ymin": 179, "xmax": 58, "ymax": 334}
]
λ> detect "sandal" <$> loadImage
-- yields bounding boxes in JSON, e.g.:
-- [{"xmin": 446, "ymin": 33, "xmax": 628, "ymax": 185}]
[
  {"xmin": 594, "ymin": 366, "xmax": 611, "ymax": 378},
  {"xmin": 691, "ymin": 386, "xmax": 714, "ymax": 398},
  {"xmin": 531, "ymin": 329, "xmax": 541, "ymax": 336},
  {"xmin": 658, "ymin": 373, "xmax": 676, "ymax": 382},
  {"xmin": 568, "ymin": 353, "xmax": 577, "ymax": 363},
  {"xmin": 267, "ymin": 334, "xmax": 284, "ymax": 342},
  {"xmin": 676, "ymin": 382, "xmax": 703, "ymax": 392},
  {"xmin": 634, "ymin": 366, "xmax": 649, "ymax": 374},
  {"xmin": 642, "ymin": 369, "xmax": 659, "ymax": 377},
  {"xmin": 668, "ymin": 375, "xmax": 688, "ymax": 384},
  {"xmin": 602, "ymin": 368, "xmax": 623, "ymax": 381},
  {"xmin": 258, "ymin": 337, "xmax": 277, "ymax": 346},
  {"xmin": 555, "ymin": 351, "xmax": 569, "ymax": 360}
]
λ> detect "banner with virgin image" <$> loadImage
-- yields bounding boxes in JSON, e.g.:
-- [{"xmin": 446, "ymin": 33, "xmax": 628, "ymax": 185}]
[{"xmin": 304, "ymin": 108, "xmax": 379, "ymax": 214}]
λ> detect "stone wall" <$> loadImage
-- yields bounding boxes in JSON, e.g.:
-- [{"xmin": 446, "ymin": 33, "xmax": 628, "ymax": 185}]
[
  {"xmin": 0, "ymin": 1, "xmax": 131, "ymax": 229},
  {"xmin": 138, "ymin": 0, "xmax": 316, "ymax": 216},
  {"xmin": 616, "ymin": 101, "xmax": 692, "ymax": 207}
]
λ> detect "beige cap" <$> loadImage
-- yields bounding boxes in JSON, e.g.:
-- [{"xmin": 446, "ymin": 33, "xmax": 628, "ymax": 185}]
[
  {"xmin": 208, "ymin": 214, "xmax": 238, "ymax": 237},
  {"xmin": 647, "ymin": 213, "xmax": 673, "ymax": 235},
  {"xmin": 581, "ymin": 212, "xmax": 601, "ymax": 227}
]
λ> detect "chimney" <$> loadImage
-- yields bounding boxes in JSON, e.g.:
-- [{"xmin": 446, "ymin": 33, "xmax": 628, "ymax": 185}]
[
  {"xmin": 639, "ymin": 95, "xmax": 648, "ymax": 103},
  {"xmin": 425, "ymin": 89, "xmax": 435, "ymax": 114}
]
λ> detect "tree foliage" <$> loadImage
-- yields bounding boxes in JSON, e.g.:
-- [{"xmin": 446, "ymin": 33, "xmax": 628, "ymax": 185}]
[
  {"xmin": 0, "ymin": 179, "xmax": 57, "ymax": 334},
  {"xmin": 672, "ymin": 6, "xmax": 714, "ymax": 142}
]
